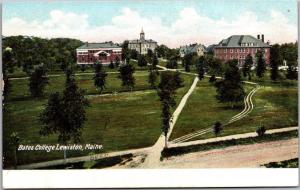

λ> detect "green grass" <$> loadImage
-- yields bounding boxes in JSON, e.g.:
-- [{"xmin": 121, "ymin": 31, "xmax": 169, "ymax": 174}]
[
  {"xmin": 170, "ymin": 77, "xmax": 298, "ymax": 141},
  {"xmin": 3, "ymin": 72, "xmax": 195, "ymax": 168},
  {"xmin": 169, "ymin": 78, "xmax": 252, "ymax": 140},
  {"xmin": 8, "ymin": 71, "xmax": 153, "ymax": 101},
  {"xmin": 162, "ymin": 130, "xmax": 298, "ymax": 158},
  {"xmin": 263, "ymin": 158, "xmax": 298, "ymax": 168}
]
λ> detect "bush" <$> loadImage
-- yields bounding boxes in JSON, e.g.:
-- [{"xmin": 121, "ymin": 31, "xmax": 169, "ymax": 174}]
[{"xmin": 256, "ymin": 126, "xmax": 266, "ymax": 136}]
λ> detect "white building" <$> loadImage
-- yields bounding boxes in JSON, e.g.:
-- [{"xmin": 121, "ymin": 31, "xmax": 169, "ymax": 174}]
[{"xmin": 128, "ymin": 29, "xmax": 158, "ymax": 55}]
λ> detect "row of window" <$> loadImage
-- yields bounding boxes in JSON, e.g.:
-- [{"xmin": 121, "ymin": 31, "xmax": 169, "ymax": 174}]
[
  {"xmin": 215, "ymin": 48, "xmax": 268, "ymax": 54},
  {"xmin": 217, "ymin": 54, "xmax": 266, "ymax": 60}
]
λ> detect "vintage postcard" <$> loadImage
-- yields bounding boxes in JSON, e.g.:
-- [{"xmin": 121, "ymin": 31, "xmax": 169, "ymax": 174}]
[{"xmin": 2, "ymin": 0, "xmax": 299, "ymax": 188}]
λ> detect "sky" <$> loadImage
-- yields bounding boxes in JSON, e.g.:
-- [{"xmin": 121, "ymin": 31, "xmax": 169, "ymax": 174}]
[{"xmin": 3, "ymin": 0, "xmax": 298, "ymax": 48}]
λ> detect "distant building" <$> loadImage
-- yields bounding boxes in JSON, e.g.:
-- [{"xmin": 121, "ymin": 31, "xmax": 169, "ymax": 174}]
[
  {"xmin": 179, "ymin": 43, "xmax": 207, "ymax": 57},
  {"xmin": 76, "ymin": 42, "xmax": 122, "ymax": 65},
  {"xmin": 128, "ymin": 29, "xmax": 158, "ymax": 55},
  {"xmin": 214, "ymin": 34, "xmax": 271, "ymax": 66}
]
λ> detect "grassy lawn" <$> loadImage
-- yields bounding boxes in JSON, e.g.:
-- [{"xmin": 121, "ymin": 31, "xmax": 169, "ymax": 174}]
[
  {"xmin": 3, "ymin": 72, "xmax": 195, "ymax": 167},
  {"xmin": 7, "ymin": 59, "xmax": 151, "ymax": 78},
  {"xmin": 170, "ymin": 77, "xmax": 298, "ymax": 141},
  {"xmin": 169, "ymin": 78, "xmax": 250, "ymax": 140},
  {"xmin": 9, "ymin": 71, "xmax": 153, "ymax": 101}
]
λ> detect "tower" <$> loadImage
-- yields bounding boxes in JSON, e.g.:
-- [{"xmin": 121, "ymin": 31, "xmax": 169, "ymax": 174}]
[{"xmin": 140, "ymin": 28, "xmax": 145, "ymax": 40}]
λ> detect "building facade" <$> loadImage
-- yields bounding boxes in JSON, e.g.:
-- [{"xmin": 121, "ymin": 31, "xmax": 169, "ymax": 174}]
[
  {"xmin": 179, "ymin": 43, "xmax": 207, "ymax": 57},
  {"xmin": 76, "ymin": 42, "xmax": 122, "ymax": 65},
  {"xmin": 214, "ymin": 35, "xmax": 271, "ymax": 66},
  {"xmin": 128, "ymin": 29, "xmax": 158, "ymax": 55}
]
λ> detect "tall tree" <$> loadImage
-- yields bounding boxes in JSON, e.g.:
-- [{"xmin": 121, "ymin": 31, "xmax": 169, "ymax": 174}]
[
  {"xmin": 215, "ymin": 59, "xmax": 245, "ymax": 107},
  {"xmin": 242, "ymin": 54, "xmax": 253, "ymax": 80},
  {"xmin": 256, "ymin": 50, "xmax": 266, "ymax": 78},
  {"xmin": 93, "ymin": 62, "xmax": 108, "ymax": 94},
  {"xmin": 118, "ymin": 63, "xmax": 135, "ymax": 91},
  {"xmin": 29, "ymin": 65, "xmax": 49, "ymax": 97},
  {"xmin": 183, "ymin": 53, "xmax": 194, "ymax": 72},
  {"xmin": 157, "ymin": 71, "xmax": 183, "ymax": 148},
  {"xmin": 109, "ymin": 60, "xmax": 115, "ymax": 69},
  {"xmin": 147, "ymin": 49, "xmax": 154, "ymax": 63},
  {"xmin": 148, "ymin": 67, "xmax": 159, "ymax": 89},
  {"xmin": 40, "ymin": 69, "xmax": 89, "ymax": 158},
  {"xmin": 270, "ymin": 44, "xmax": 281, "ymax": 81},
  {"xmin": 9, "ymin": 132, "xmax": 20, "ymax": 169},
  {"xmin": 196, "ymin": 57, "xmax": 205, "ymax": 80},
  {"xmin": 114, "ymin": 56, "xmax": 120, "ymax": 67},
  {"xmin": 121, "ymin": 40, "xmax": 129, "ymax": 61},
  {"xmin": 166, "ymin": 58, "xmax": 178, "ymax": 69},
  {"xmin": 152, "ymin": 54, "xmax": 159, "ymax": 69},
  {"xmin": 138, "ymin": 54, "xmax": 147, "ymax": 67}
]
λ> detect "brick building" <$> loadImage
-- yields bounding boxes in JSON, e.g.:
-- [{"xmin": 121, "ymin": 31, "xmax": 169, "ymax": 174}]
[
  {"xmin": 76, "ymin": 42, "xmax": 122, "ymax": 65},
  {"xmin": 214, "ymin": 35, "xmax": 271, "ymax": 66}
]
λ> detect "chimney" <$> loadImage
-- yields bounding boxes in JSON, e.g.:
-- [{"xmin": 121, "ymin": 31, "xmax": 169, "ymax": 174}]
[
  {"xmin": 262, "ymin": 34, "xmax": 264, "ymax": 42},
  {"xmin": 257, "ymin": 35, "xmax": 260, "ymax": 40}
]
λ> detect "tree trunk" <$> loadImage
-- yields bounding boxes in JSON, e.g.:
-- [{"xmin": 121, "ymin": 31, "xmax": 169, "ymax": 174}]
[
  {"xmin": 64, "ymin": 149, "xmax": 67, "ymax": 160},
  {"xmin": 14, "ymin": 147, "xmax": 18, "ymax": 169},
  {"xmin": 165, "ymin": 136, "xmax": 168, "ymax": 148}
]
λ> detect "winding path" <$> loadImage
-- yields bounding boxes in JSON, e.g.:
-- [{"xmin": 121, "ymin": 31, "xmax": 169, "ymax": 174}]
[
  {"xmin": 170, "ymin": 84, "xmax": 261, "ymax": 144},
  {"xmin": 140, "ymin": 76, "xmax": 199, "ymax": 168}
]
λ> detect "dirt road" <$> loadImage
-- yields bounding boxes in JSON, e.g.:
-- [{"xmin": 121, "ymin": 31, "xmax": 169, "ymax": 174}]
[{"xmin": 160, "ymin": 138, "xmax": 298, "ymax": 168}]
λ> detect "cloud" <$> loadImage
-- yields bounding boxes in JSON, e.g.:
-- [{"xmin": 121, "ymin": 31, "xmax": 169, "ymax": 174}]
[{"xmin": 3, "ymin": 8, "xmax": 297, "ymax": 48}]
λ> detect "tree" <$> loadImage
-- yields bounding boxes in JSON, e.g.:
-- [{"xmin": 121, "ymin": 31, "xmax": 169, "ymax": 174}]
[
  {"xmin": 243, "ymin": 54, "xmax": 253, "ymax": 80},
  {"xmin": 129, "ymin": 49, "xmax": 138, "ymax": 60},
  {"xmin": 215, "ymin": 59, "xmax": 245, "ymax": 107},
  {"xmin": 147, "ymin": 49, "xmax": 154, "ymax": 63},
  {"xmin": 109, "ymin": 60, "xmax": 115, "ymax": 69},
  {"xmin": 213, "ymin": 121, "xmax": 223, "ymax": 137},
  {"xmin": 80, "ymin": 64, "xmax": 86, "ymax": 72},
  {"xmin": 256, "ymin": 126, "xmax": 266, "ymax": 136},
  {"xmin": 166, "ymin": 58, "xmax": 178, "ymax": 69},
  {"xmin": 152, "ymin": 54, "xmax": 159, "ymax": 69},
  {"xmin": 93, "ymin": 62, "xmax": 108, "ymax": 94},
  {"xmin": 115, "ymin": 56, "xmax": 120, "ymax": 67},
  {"xmin": 270, "ymin": 44, "xmax": 281, "ymax": 81},
  {"xmin": 155, "ymin": 44, "xmax": 169, "ymax": 58},
  {"xmin": 9, "ymin": 132, "xmax": 20, "ymax": 169},
  {"xmin": 286, "ymin": 61, "xmax": 298, "ymax": 80},
  {"xmin": 157, "ymin": 71, "xmax": 183, "ymax": 148},
  {"xmin": 209, "ymin": 75, "xmax": 216, "ymax": 83},
  {"xmin": 138, "ymin": 54, "xmax": 147, "ymax": 67},
  {"xmin": 256, "ymin": 51, "xmax": 266, "ymax": 78},
  {"xmin": 196, "ymin": 57, "xmax": 205, "ymax": 80},
  {"xmin": 40, "ymin": 69, "xmax": 89, "ymax": 158},
  {"xmin": 183, "ymin": 53, "xmax": 194, "ymax": 72},
  {"xmin": 121, "ymin": 40, "xmax": 129, "ymax": 60},
  {"xmin": 29, "ymin": 65, "xmax": 49, "ymax": 97},
  {"xmin": 148, "ymin": 67, "xmax": 159, "ymax": 89},
  {"xmin": 118, "ymin": 63, "xmax": 135, "ymax": 91}
]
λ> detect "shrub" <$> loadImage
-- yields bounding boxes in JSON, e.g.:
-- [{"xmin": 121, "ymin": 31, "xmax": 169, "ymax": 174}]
[{"xmin": 256, "ymin": 126, "xmax": 266, "ymax": 136}]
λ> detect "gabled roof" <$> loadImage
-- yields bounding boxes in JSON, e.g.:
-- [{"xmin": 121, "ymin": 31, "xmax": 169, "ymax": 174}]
[
  {"xmin": 180, "ymin": 43, "xmax": 207, "ymax": 53},
  {"xmin": 129, "ymin": 39, "xmax": 157, "ymax": 43},
  {"xmin": 216, "ymin": 35, "xmax": 270, "ymax": 48},
  {"xmin": 77, "ymin": 42, "xmax": 121, "ymax": 50}
]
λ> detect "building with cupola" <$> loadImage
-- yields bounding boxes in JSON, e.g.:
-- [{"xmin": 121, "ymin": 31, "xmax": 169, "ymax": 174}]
[{"xmin": 128, "ymin": 28, "xmax": 158, "ymax": 54}]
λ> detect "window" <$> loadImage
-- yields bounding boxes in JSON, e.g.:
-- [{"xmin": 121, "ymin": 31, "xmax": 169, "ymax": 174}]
[
  {"xmin": 243, "ymin": 48, "xmax": 246, "ymax": 53},
  {"xmin": 235, "ymin": 49, "xmax": 238, "ymax": 53},
  {"xmin": 224, "ymin": 49, "xmax": 227, "ymax": 53},
  {"xmin": 230, "ymin": 49, "xmax": 233, "ymax": 53}
]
